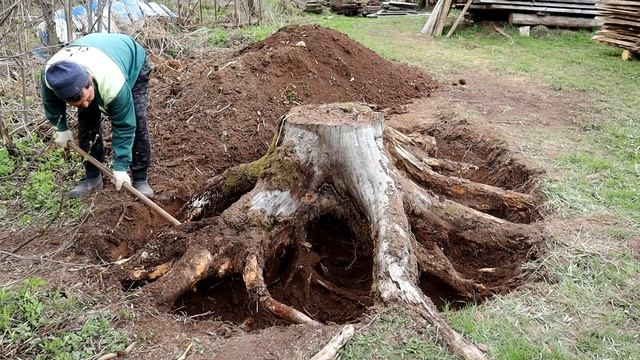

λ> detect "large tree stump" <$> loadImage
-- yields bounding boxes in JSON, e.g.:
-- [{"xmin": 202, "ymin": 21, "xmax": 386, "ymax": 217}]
[{"xmin": 120, "ymin": 103, "xmax": 543, "ymax": 360}]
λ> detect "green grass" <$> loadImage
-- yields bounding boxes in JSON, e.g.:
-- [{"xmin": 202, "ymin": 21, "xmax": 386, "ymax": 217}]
[
  {"xmin": 443, "ymin": 240, "xmax": 640, "ymax": 360},
  {"xmin": 290, "ymin": 14, "xmax": 640, "ymax": 360},
  {"xmin": 305, "ymin": 14, "xmax": 640, "ymax": 225},
  {"xmin": 0, "ymin": 278, "xmax": 129, "ymax": 359},
  {"xmin": 0, "ymin": 134, "xmax": 85, "ymax": 228},
  {"xmin": 208, "ymin": 27, "xmax": 232, "ymax": 46},
  {"xmin": 341, "ymin": 310, "xmax": 455, "ymax": 360}
]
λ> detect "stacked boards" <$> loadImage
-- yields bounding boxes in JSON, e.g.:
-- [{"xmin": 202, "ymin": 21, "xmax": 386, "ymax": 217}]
[
  {"xmin": 592, "ymin": 0, "xmax": 640, "ymax": 54},
  {"xmin": 468, "ymin": 0, "xmax": 597, "ymax": 16},
  {"xmin": 461, "ymin": 0, "xmax": 599, "ymax": 28},
  {"xmin": 367, "ymin": 1, "xmax": 419, "ymax": 16}
]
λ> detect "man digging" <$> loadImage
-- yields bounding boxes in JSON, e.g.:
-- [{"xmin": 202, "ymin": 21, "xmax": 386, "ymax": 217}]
[{"xmin": 41, "ymin": 33, "xmax": 154, "ymax": 198}]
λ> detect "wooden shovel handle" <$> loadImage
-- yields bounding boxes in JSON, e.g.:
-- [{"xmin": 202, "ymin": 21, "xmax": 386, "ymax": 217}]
[{"xmin": 67, "ymin": 142, "xmax": 181, "ymax": 226}]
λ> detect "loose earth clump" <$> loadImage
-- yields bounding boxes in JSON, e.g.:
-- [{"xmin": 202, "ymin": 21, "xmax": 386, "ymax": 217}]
[{"xmin": 78, "ymin": 25, "xmax": 545, "ymax": 359}]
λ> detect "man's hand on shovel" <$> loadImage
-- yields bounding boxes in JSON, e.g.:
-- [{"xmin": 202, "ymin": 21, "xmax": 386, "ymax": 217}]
[
  {"xmin": 53, "ymin": 130, "xmax": 73, "ymax": 148},
  {"xmin": 113, "ymin": 170, "xmax": 131, "ymax": 190},
  {"xmin": 66, "ymin": 141, "xmax": 181, "ymax": 226}
]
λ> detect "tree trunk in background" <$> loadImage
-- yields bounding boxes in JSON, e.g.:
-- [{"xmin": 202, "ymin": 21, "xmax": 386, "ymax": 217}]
[{"xmin": 38, "ymin": 0, "xmax": 59, "ymax": 51}]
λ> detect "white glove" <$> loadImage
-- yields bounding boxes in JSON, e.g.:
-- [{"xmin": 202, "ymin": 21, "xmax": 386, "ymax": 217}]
[
  {"xmin": 53, "ymin": 130, "xmax": 73, "ymax": 148},
  {"xmin": 112, "ymin": 171, "xmax": 131, "ymax": 191}
]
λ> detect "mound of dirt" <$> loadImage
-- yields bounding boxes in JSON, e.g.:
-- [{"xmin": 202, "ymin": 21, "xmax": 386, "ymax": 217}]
[
  {"xmin": 81, "ymin": 25, "xmax": 436, "ymax": 261},
  {"xmin": 147, "ymin": 24, "xmax": 437, "ymax": 202}
]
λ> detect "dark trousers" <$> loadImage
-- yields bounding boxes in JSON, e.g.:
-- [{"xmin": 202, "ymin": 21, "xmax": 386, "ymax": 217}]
[{"xmin": 78, "ymin": 57, "xmax": 152, "ymax": 182}]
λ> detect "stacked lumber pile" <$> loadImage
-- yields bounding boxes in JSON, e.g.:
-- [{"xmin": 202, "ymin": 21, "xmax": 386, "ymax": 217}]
[
  {"xmin": 287, "ymin": 0, "xmax": 328, "ymax": 13},
  {"xmin": 592, "ymin": 0, "xmax": 640, "ymax": 54},
  {"xmin": 331, "ymin": 0, "xmax": 369, "ymax": 15},
  {"xmin": 305, "ymin": 0, "xmax": 324, "ymax": 13},
  {"xmin": 331, "ymin": 0, "xmax": 420, "ymax": 16},
  {"xmin": 459, "ymin": 0, "xmax": 599, "ymax": 28},
  {"xmin": 367, "ymin": 1, "xmax": 419, "ymax": 16}
]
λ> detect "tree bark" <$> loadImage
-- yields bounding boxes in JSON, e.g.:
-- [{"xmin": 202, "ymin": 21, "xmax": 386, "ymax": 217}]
[{"xmin": 38, "ymin": 0, "xmax": 60, "ymax": 50}]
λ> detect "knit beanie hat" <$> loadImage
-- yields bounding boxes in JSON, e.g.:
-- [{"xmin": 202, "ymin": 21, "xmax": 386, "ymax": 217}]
[{"xmin": 45, "ymin": 61, "xmax": 89, "ymax": 99}]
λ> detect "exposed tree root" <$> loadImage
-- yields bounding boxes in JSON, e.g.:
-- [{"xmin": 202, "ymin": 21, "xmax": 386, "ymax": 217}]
[
  {"xmin": 144, "ymin": 247, "xmax": 214, "ymax": 308},
  {"xmin": 129, "ymin": 261, "xmax": 174, "ymax": 281},
  {"xmin": 118, "ymin": 103, "xmax": 544, "ymax": 360},
  {"xmin": 310, "ymin": 324, "xmax": 356, "ymax": 360},
  {"xmin": 244, "ymin": 254, "xmax": 321, "ymax": 326},
  {"xmin": 389, "ymin": 132, "xmax": 540, "ymax": 223}
]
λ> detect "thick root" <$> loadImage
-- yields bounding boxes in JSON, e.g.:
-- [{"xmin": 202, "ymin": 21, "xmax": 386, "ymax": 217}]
[
  {"xmin": 244, "ymin": 255, "xmax": 320, "ymax": 325},
  {"xmin": 395, "ymin": 145, "xmax": 539, "ymax": 223},
  {"xmin": 144, "ymin": 247, "xmax": 214, "ymax": 308},
  {"xmin": 413, "ymin": 240, "xmax": 487, "ymax": 297},
  {"xmin": 129, "ymin": 261, "xmax": 174, "ymax": 281}
]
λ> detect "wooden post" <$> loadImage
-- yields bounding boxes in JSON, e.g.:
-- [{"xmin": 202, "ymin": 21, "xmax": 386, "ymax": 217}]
[
  {"xmin": 107, "ymin": 0, "xmax": 111, "ymax": 32},
  {"xmin": 446, "ymin": 0, "xmax": 473, "ymax": 37},
  {"xmin": 86, "ymin": 0, "xmax": 92, "ymax": 33},
  {"xmin": 434, "ymin": 0, "xmax": 453, "ymax": 36},
  {"xmin": 96, "ymin": 0, "xmax": 102, "ymax": 32},
  {"xmin": 65, "ymin": 0, "xmax": 73, "ymax": 42}
]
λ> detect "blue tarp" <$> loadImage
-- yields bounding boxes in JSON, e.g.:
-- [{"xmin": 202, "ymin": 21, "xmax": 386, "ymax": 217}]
[{"xmin": 38, "ymin": 0, "xmax": 176, "ymax": 45}]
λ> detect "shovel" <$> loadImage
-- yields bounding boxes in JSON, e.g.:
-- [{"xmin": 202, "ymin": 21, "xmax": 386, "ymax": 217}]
[{"xmin": 68, "ymin": 142, "xmax": 181, "ymax": 226}]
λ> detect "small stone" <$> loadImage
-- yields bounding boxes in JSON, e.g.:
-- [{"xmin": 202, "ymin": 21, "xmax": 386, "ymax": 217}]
[
  {"xmin": 518, "ymin": 26, "xmax": 531, "ymax": 37},
  {"xmin": 532, "ymin": 25, "xmax": 551, "ymax": 37},
  {"xmin": 295, "ymin": 41, "xmax": 307, "ymax": 48}
]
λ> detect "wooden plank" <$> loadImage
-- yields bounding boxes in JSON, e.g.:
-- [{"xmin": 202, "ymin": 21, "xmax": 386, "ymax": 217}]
[
  {"xmin": 447, "ymin": 0, "xmax": 475, "ymax": 37},
  {"xmin": 509, "ymin": 12, "xmax": 597, "ymax": 26},
  {"xmin": 593, "ymin": 35, "xmax": 640, "ymax": 50},
  {"xmin": 597, "ymin": 0, "xmax": 640, "ymax": 6},
  {"xmin": 531, "ymin": 0, "xmax": 596, "ymax": 3},
  {"xmin": 421, "ymin": 0, "xmax": 444, "ymax": 35},
  {"xmin": 596, "ymin": 17, "xmax": 640, "ymax": 26},
  {"xmin": 598, "ymin": 29, "xmax": 640, "ymax": 42},
  {"xmin": 505, "ymin": 0, "xmax": 596, "ymax": 4},
  {"xmin": 386, "ymin": 1, "xmax": 418, "ymax": 9},
  {"xmin": 598, "ymin": 7, "xmax": 640, "ymax": 15},
  {"xmin": 435, "ymin": 0, "xmax": 454, "ymax": 36},
  {"xmin": 599, "ymin": 13, "xmax": 640, "ymax": 22},
  {"xmin": 477, "ymin": 0, "xmax": 595, "ymax": 10},
  {"xmin": 469, "ymin": 4, "xmax": 598, "ymax": 14}
]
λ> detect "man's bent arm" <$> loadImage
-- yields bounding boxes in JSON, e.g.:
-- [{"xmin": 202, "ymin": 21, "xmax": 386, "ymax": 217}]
[{"xmin": 107, "ymin": 85, "xmax": 136, "ymax": 172}]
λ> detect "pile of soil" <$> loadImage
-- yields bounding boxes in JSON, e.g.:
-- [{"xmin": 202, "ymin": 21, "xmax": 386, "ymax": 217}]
[
  {"xmin": 148, "ymin": 24, "xmax": 437, "ymax": 202},
  {"xmin": 84, "ymin": 24, "xmax": 436, "ymax": 261}
]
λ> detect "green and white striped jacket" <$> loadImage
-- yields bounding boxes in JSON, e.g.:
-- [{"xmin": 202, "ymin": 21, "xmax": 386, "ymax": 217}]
[{"xmin": 41, "ymin": 33, "xmax": 146, "ymax": 171}]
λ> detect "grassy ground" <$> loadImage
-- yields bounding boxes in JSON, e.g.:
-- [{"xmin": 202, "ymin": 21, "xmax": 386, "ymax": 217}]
[
  {"xmin": 0, "ymin": 278, "xmax": 128, "ymax": 359},
  {"xmin": 293, "ymin": 14, "xmax": 639, "ymax": 360},
  {"xmin": 2, "ymin": 10, "xmax": 639, "ymax": 360}
]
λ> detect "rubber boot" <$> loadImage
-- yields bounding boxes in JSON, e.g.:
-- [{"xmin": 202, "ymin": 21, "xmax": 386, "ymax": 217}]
[
  {"xmin": 133, "ymin": 179, "xmax": 154, "ymax": 199},
  {"xmin": 68, "ymin": 176, "xmax": 103, "ymax": 198}
]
